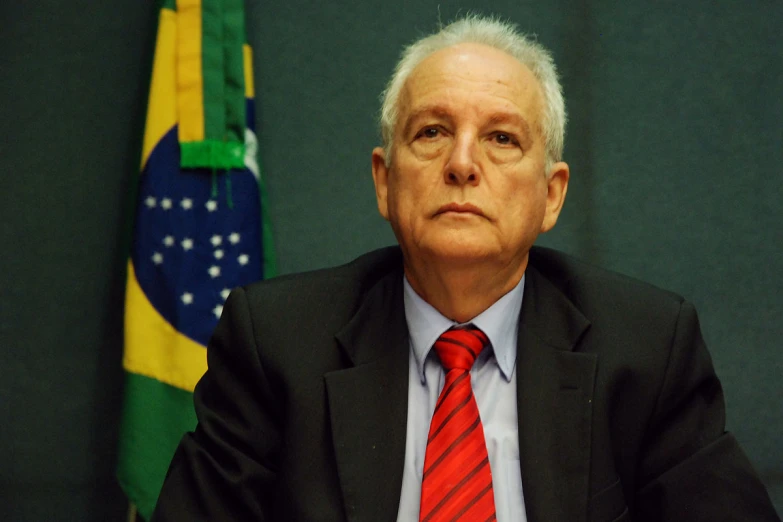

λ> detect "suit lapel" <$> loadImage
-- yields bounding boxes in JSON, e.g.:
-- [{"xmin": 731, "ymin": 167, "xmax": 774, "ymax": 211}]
[
  {"xmin": 517, "ymin": 264, "xmax": 597, "ymax": 522},
  {"xmin": 325, "ymin": 267, "xmax": 409, "ymax": 522}
]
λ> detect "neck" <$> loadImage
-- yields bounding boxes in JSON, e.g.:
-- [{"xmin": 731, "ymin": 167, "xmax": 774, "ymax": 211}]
[{"xmin": 403, "ymin": 254, "xmax": 528, "ymax": 323}]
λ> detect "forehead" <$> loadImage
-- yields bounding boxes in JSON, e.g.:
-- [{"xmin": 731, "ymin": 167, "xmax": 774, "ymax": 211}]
[{"xmin": 399, "ymin": 43, "xmax": 543, "ymax": 126}]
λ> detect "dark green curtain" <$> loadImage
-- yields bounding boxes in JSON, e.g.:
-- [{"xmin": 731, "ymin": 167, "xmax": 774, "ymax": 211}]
[{"xmin": 1, "ymin": 1, "xmax": 780, "ymax": 519}]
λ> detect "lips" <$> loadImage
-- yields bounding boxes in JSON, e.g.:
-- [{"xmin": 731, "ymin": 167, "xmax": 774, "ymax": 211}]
[{"xmin": 435, "ymin": 202, "xmax": 486, "ymax": 218}]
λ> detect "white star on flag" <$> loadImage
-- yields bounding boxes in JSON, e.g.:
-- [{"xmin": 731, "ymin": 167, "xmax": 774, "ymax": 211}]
[
  {"xmin": 238, "ymin": 254, "xmax": 249, "ymax": 266},
  {"xmin": 152, "ymin": 252, "xmax": 163, "ymax": 264},
  {"xmin": 210, "ymin": 235, "xmax": 222, "ymax": 247},
  {"xmin": 214, "ymin": 249, "xmax": 224, "ymax": 260},
  {"xmin": 181, "ymin": 292, "xmax": 193, "ymax": 305},
  {"xmin": 181, "ymin": 198, "xmax": 193, "ymax": 210},
  {"xmin": 228, "ymin": 232, "xmax": 240, "ymax": 245},
  {"xmin": 206, "ymin": 200, "xmax": 218, "ymax": 212},
  {"xmin": 145, "ymin": 196, "xmax": 157, "ymax": 208},
  {"xmin": 161, "ymin": 197, "xmax": 172, "ymax": 210},
  {"xmin": 181, "ymin": 238, "xmax": 194, "ymax": 251},
  {"xmin": 163, "ymin": 235, "xmax": 175, "ymax": 247},
  {"xmin": 208, "ymin": 265, "xmax": 221, "ymax": 278},
  {"xmin": 220, "ymin": 288, "xmax": 231, "ymax": 300},
  {"xmin": 212, "ymin": 304, "xmax": 223, "ymax": 319}
]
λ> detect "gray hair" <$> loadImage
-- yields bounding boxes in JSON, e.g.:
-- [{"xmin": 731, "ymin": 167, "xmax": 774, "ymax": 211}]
[{"xmin": 379, "ymin": 15, "xmax": 566, "ymax": 170}]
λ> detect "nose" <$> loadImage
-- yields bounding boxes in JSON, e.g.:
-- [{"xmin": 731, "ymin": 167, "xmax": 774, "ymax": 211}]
[{"xmin": 444, "ymin": 132, "xmax": 480, "ymax": 186}]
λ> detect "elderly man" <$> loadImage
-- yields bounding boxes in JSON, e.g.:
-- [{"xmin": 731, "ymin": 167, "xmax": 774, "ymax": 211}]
[{"xmin": 152, "ymin": 15, "xmax": 780, "ymax": 522}]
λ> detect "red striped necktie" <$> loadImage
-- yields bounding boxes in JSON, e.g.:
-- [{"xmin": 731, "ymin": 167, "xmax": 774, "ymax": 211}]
[{"xmin": 419, "ymin": 325, "xmax": 496, "ymax": 522}]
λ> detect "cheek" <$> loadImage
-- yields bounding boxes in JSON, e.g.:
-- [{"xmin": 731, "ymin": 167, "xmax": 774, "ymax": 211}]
[
  {"xmin": 500, "ymin": 177, "xmax": 548, "ymax": 221},
  {"xmin": 390, "ymin": 164, "xmax": 432, "ymax": 205},
  {"xmin": 386, "ymin": 176, "xmax": 417, "ymax": 222}
]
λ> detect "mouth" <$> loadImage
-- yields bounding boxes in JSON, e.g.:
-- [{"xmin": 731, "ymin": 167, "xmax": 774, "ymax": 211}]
[{"xmin": 435, "ymin": 202, "xmax": 486, "ymax": 218}]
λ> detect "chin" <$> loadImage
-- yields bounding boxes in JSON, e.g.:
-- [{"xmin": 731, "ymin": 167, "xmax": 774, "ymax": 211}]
[{"xmin": 420, "ymin": 239, "xmax": 497, "ymax": 265}]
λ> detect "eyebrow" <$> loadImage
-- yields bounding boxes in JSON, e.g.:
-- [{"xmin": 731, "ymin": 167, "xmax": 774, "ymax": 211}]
[{"xmin": 487, "ymin": 112, "xmax": 532, "ymax": 135}]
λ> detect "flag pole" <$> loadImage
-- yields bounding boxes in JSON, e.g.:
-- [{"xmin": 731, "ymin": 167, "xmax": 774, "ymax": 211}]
[{"xmin": 127, "ymin": 502, "xmax": 137, "ymax": 522}]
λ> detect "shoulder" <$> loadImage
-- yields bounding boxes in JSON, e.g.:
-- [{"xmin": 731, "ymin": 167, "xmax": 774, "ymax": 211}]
[
  {"xmin": 243, "ymin": 245, "xmax": 402, "ymax": 299},
  {"xmin": 528, "ymin": 246, "xmax": 688, "ymax": 328},
  {"xmin": 234, "ymin": 245, "xmax": 403, "ymax": 328},
  {"xmin": 217, "ymin": 246, "xmax": 403, "ymax": 379}
]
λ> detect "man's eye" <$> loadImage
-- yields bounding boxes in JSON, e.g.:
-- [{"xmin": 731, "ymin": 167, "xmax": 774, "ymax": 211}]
[
  {"xmin": 419, "ymin": 127, "xmax": 439, "ymax": 139},
  {"xmin": 494, "ymin": 133, "xmax": 514, "ymax": 145}
]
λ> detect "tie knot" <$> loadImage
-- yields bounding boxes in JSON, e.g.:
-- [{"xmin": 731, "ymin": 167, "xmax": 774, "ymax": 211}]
[{"xmin": 433, "ymin": 325, "xmax": 489, "ymax": 371}]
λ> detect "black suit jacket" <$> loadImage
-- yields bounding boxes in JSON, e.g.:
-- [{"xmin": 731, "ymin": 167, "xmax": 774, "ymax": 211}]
[{"xmin": 153, "ymin": 246, "xmax": 780, "ymax": 522}]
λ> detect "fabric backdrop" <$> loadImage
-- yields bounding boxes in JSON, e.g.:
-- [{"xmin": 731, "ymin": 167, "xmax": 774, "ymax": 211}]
[{"xmin": 1, "ymin": 1, "xmax": 780, "ymax": 519}]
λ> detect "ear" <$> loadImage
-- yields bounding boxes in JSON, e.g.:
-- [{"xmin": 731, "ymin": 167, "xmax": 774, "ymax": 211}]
[
  {"xmin": 371, "ymin": 147, "xmax": 390, "ymax": 221},
  {"xmin": 540, "ymin": 161, "xmax": 569, "ymax": 233}
]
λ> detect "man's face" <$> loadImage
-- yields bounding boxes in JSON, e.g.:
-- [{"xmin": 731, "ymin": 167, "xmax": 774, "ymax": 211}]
[{"xmin": 372, "ymin": 43, "xmax": 569, "ymax": 273}]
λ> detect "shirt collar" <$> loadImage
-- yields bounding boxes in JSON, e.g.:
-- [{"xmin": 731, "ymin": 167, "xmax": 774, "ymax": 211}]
[{"xmin": 403, "ymin": 273, "xmax": 525, "ymax": 384}]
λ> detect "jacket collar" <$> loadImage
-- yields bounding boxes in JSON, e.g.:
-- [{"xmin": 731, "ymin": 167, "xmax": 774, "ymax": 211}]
[
  {"xmin": 326, "ymin": 264, "xmax": 409, "ymax": 522},
  {"xmin": 515, "ymin": 261, "xmax": 596, "ymax": 522}
]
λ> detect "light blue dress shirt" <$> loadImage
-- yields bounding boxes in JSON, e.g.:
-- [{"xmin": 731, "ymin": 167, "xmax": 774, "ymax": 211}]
[{"xmin": 396, "ymin": 275, "xmax": 527, "ymax": 522}]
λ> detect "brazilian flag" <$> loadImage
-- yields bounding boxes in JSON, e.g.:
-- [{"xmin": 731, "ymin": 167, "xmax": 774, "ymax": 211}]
[{"xmin": 117, "ymin": 0, "xmax": 275, "ymax": 519}]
